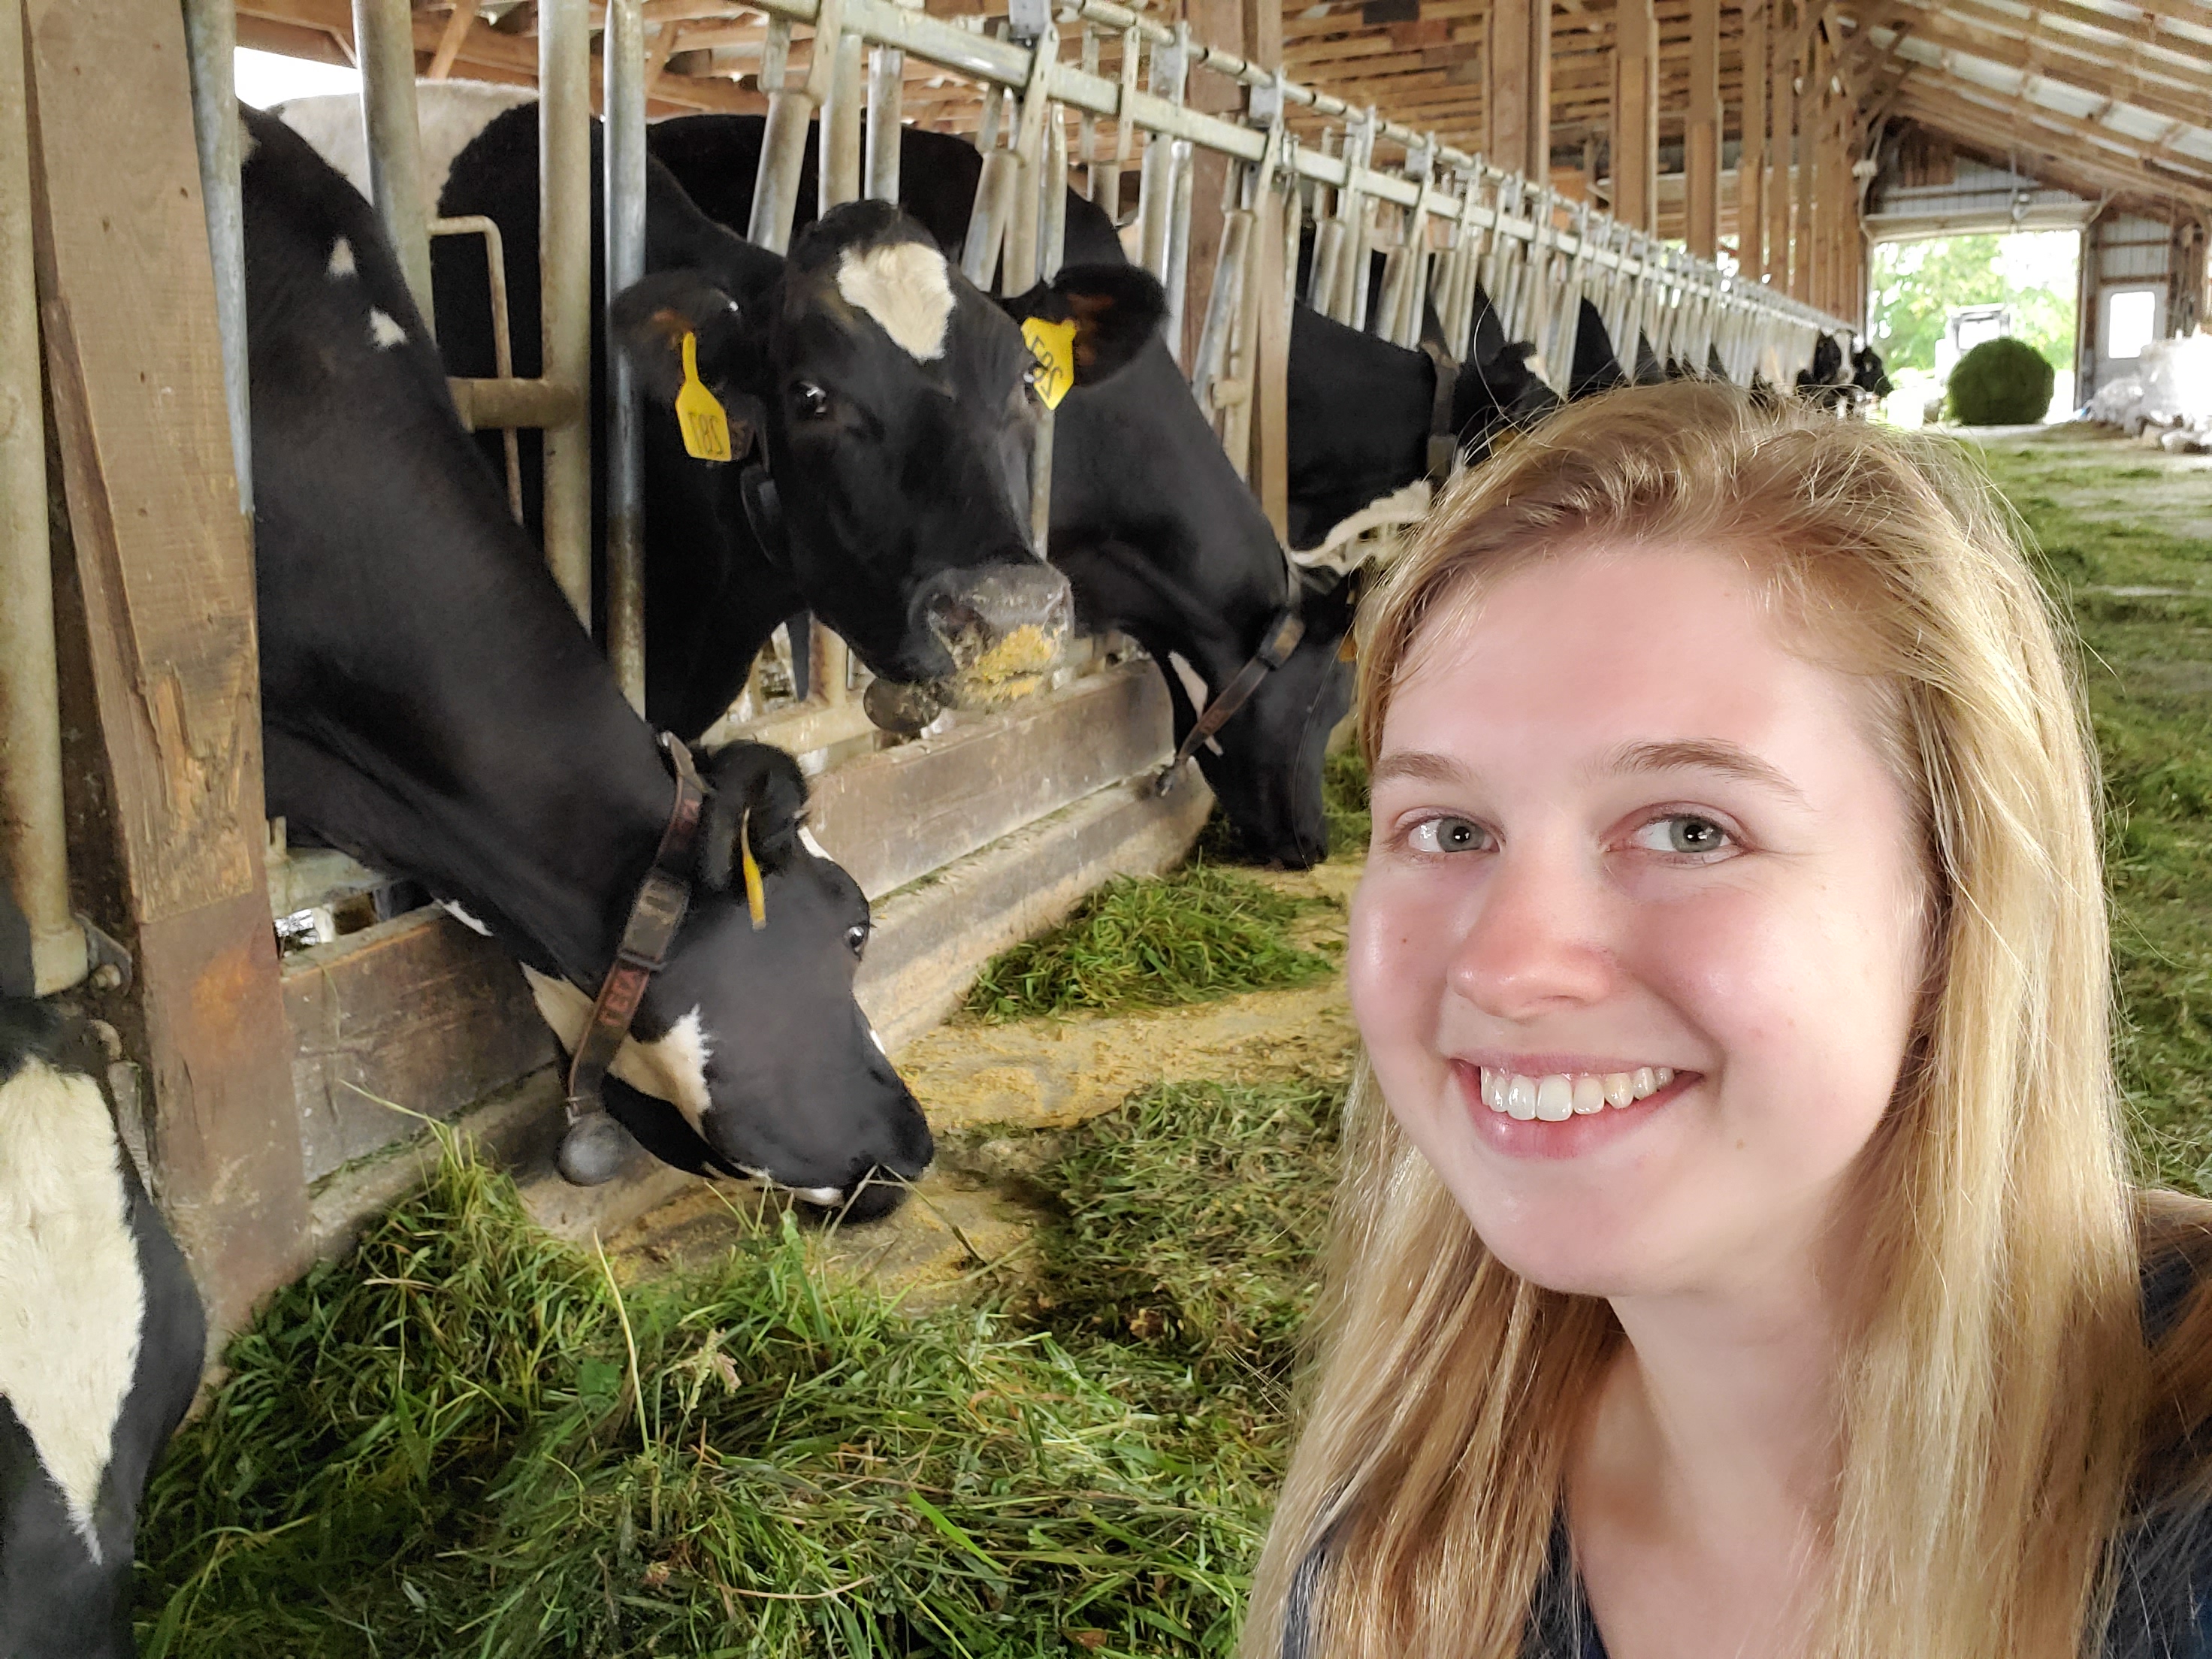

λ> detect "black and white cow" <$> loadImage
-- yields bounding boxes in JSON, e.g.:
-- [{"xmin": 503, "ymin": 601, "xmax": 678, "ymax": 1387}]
[
  {"xmin": 243, "ymin": 107, "xmax": 931, "ymax": 1205},
  {"xmin": 646, "ymin": 113, "xmax": 1356, "ymax": 868},
  {"xmin": 276, "ymin": 92, "xmax": 1152, "ymax": 736},
  {"xmin": 0, "ymin": 896, "xmax": 204, "ymax": 1658},
  {"xmin": 1282, "ymin": 290, "xmax": 1559, "ymax": 551}
]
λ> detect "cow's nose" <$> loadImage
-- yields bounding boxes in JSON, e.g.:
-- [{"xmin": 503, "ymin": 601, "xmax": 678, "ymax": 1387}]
[{"xmin": 916, "ymin": 562, "xmax": 1073, "ymax": 704}]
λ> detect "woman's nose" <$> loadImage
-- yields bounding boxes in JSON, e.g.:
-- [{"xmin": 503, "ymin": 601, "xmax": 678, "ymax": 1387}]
[{"xmin": 1447, "ymin": 845, "xmax": 1615, "ymax": 1021}]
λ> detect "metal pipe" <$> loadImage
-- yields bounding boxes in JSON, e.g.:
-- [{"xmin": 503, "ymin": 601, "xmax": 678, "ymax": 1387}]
[
  {"xmin": 820, "ymin": 28, "xmax": 864, "ymax": 214},
  {"xmin": 1039, "ymin": 113, "xmax": 1068, "ymax": 283},
  {"xmin": 749, "ymin": 18, "xmax": 808, "ymax": 252},
  {"xmin": 353, "ymin": 0, "xmax": 437, "ymax": 331},
  {"xmin": 606, "ymin": 0, "xmax": 648, "ymax": 711},
  {"xmin": 864, "ymin": 44, "xmax": 903, "ymax": 201},
  {"xmin": 182, "ymin": 0, "xmax": 250, "ymax": 518},
  {"xmin": 962, "ymin": 149, "xmax": 1014, "ymax": 289},
  {"xmin": 541, "ymin": 0, "xmax": 594, "ymax": 623},
  {"xmin": 0, "ymin": 0, "xmax": 86, "ymax": 996},
  {"xmin": 430, "ymin": 216, "xmax": 522, "ymax": 518},
  {"xmin": 1163, "ymin": 137, "xmax": 1193, "ymax": 366}
]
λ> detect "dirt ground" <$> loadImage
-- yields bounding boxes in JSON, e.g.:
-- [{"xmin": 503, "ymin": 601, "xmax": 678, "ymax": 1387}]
[{"xmin": 610, "ymin": 851, "xmax": 1364, "ymax": 1300}]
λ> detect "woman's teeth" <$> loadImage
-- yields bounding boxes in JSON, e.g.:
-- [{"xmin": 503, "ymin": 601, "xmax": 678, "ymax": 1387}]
[{"xmin": 1479, "ymin": 1065, "xmax": 1675, "ymax": 1122}]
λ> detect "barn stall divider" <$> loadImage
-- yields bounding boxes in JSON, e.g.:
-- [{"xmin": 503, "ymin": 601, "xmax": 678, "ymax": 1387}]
[{"xmin": 2, "ymin": 0, "xmax": 1851, "ymax": 1335}]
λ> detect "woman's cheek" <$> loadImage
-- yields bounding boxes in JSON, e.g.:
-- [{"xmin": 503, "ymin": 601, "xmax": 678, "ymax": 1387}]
[{"xmin": 1349, "ymin": 865, "xmax": 1457, "ymax": 1074}]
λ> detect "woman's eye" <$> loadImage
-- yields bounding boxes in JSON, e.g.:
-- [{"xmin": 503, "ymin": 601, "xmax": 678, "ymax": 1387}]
[
  {"xmin": 1631, "ymin": 814, "xmax": 1735, "ymax": 857},
  {"xmin": 1407, "ymin": 816, "xmax": 1488, "ymax": 854},
  {"xmin": 792, "ymin": 382, "xmax": 831, "ymax": 420}
]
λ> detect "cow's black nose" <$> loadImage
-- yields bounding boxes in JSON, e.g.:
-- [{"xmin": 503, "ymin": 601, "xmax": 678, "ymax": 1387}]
[{"xmin": 914, "ymin": 561, "xmax": 1073, "ymax": 704}]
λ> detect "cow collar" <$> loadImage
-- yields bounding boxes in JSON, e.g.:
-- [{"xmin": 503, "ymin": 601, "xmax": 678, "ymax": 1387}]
[
  {"xmin": 1154, "ymin": 605, "xmax": 1305, "ymax": 796},
  {"xmin": 1419, "ymin": 339, "xmax": 1461, "ymax": 483},
  {"xmin": 740, "ymin": 462, "xmax": 790, "ymax": 570},
  {"xmin": 555, "ymin": 732, "xmax": 707, "ymax": 1186}
]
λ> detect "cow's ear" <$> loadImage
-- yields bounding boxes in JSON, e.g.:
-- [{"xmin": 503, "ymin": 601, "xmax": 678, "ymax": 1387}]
[
  {"xmin": 612, "ymin": 270, "xmax": 767, "ymax": 406},
  {"xmin": 692, "ymin": 741, "xmax": 808, "ymax": 891},
  {"xmin": 1003, "ymin": 263, "xmax": 1168, "ymax": 385}
]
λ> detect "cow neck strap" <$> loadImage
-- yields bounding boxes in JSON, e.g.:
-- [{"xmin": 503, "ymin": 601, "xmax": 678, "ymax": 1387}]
[
  {"xmin": 558, "ymin": 733, "xmax": 706, "ymax": 1182},
  {"xmin": 1419, "ymin": 340, "xmax": 1461, "ymax": 483},
  {"xmin": 1154, "ymin": 606, "xmax": 1306, "ymax": 796}
]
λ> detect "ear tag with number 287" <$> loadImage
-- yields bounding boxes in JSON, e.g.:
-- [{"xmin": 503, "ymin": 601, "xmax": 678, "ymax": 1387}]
[
  {"xmin": 1021, "ymin": 317, "xmax": 1077, "ymax": 411},
  {"xmin": 675, "ymin": 331, "xmax": 732, "ymax": 462}
]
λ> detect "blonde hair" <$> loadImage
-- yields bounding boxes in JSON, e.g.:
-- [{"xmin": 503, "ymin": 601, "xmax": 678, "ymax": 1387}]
[{"xmin": 1242, "ymin": 382, "xmax": 2148, "ymax": 1659}]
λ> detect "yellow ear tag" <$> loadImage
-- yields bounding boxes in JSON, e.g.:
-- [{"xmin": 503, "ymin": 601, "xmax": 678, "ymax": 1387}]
[
  {"xmin": 675, "ymin": 331, "xmax": 733, "ymax": 463},
  {"xmin": 1021, "ymin": 317, "xmax": 1078, "ymax": 411},
  {"xmin": 739, "ymin": 807, "xmax": 767, "ymax": 931}
]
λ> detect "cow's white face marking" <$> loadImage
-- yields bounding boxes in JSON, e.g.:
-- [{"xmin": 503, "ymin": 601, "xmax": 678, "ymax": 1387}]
[
  {"xmin": 834, "ymin": 242, "xmax": 953, "ymax": 362},
  {"xmin": 439, "ymin": 899, "xmax": 492, "ymax": 938},
  {"xmin": 0, "ymin": 1059, "xmax": 144, "ymax": 1564},
  {"xmin": 328, "ymin": 237, "xmax": 356, "ymax": 279},
  {"xmin": 278, "ymin": 83, "xmax": 536, "ymax": 214},
  {"xmin": 368, "ymin": 309, "xmax": 406, "ymax": 350},
  {"xmin": 1167, "ymin": 652, "xmax": 1225, "ymax": 756},
  {"xmin": 521, "ymin": 969, "xmax": 714, "ymax": 1133}
]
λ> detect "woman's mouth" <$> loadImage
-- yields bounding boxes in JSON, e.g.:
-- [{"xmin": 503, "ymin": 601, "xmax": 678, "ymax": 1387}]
[{"xmin": 1478, "ymin": 1064, "xmax": 1674, "ymax": 1121}]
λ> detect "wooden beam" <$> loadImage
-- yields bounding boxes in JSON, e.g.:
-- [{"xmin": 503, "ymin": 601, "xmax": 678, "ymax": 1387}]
[
  {"xmin": 1742, "ymin": 0, "xmax": 1767, "ymax": 276},
  {"xmin": 1616, "ymin": 0, "xmax": 1660, "ymax": 228},
  {"xmin": 1488, "ymin": 0, "xmax": 1552, "ymax": 182},
  {"xmin": 1686, "ymin": 0, "xmax": 1721, "ymax": 253},
  {"xmin": 1893, "ymin": 84, "xmax": 2212, "ymax": 207},
  {"xmin": 27, "ymin": 0, "xmax": 311, "ymax": 1336}
]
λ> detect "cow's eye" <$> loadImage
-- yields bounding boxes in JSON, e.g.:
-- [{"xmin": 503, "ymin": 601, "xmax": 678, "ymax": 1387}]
[
  {"xmin": 792, "ymin": 381, "xmax": 831, "ymax": 420},
  {"xmin": 845, "ymin": 921, "xmax": 869, "ymax": 959}
]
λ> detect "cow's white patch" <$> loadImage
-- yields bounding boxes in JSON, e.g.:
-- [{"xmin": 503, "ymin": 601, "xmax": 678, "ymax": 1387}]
[
  {"xmin": 521, "ymin": 969, "xmax": 714, "ymax": 1133},
  {"xmin": 798, "ymin": 826, "xmax": 830, "ymax": 863},
  {"xmin": 279, "ymin": 82, "xmax": 536, "ymax": 213},
  {"xmin": 327, "ymin": 236, "xmax": 356, "ymax": 279},
  {"xmin": 439, "ymin": 899, "xmax": 492, "ymax": 938},
  {"xmin": 834, "ymin": 242, "xmax": 953, "ymax": 362},
  {"xmin": 866, "ymin": 1021, "xmax": 888, "ymax": 1057},
  {"xmin": 368, "ymin": 308, "xmax": 406, "ymax": 350},
  {"xmin": 237, "ymin": 101, "xmax": 258, "ymax": 165},
  {"xmin": 738, "ymin": 1165, "xmax": 845, "ymax": 1207},
  {"xmin": 1166, "ymin": 652, "xmax": 1225, "ymax": 756},
  {"xmin": 0, "ymin": 1059, "xmax": 144, "ymax": 1564}
]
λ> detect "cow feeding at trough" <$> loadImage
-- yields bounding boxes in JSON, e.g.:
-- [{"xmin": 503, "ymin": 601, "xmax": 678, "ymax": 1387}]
[
  {"xmin": 0, "ymin": 891, "xmax": 205, "ymax": 1659},
  {"xmin": 241, "ymin": 107, "xmax": 931, "ymax": 1207},
  {"xmin": 645, "ymin": 111, "xmax": 1358, "ymax": 869},
  {"xmin": 278, "ymin": 91, "xmax": 1165, "ymax": 745}
]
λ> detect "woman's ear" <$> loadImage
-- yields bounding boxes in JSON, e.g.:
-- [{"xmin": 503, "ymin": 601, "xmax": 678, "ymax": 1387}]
[
  {"xmin": 692, "ymin": 741, "xmax": 808, "ymax": 892},
  {"xmin": 1002, "ymin": 264, "xmax": 1168, "ymax": 386}
]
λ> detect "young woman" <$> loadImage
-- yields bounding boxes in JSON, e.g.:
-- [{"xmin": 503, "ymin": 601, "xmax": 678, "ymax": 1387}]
[{"xmin": 1241, "ymin": 380, "xmax": 2212, "ymax": 1659}]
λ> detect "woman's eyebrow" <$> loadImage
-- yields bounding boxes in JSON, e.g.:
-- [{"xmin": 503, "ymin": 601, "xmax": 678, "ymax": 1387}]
[
  {"xmin": 1603, "ymin": 739, "xmax": 1809, "ymax": 804},
  {"xmin": 1370, "ymin": 750, "xmax": 1475, "ymax": 790}
]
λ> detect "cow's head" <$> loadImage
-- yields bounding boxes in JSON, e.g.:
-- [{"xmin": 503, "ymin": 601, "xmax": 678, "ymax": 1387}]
[
  {"xmin": 1454, "ymin": 283, "xmax": 1561, "ymax": 460},
  {"xmin": 1168, "ymin": 569, "xmax": 1358, "ymax": 870},
  {"xmin": 526, "ymin": 743, "xmax": 929, "ymax": 1219},
  {"xmin": 1568, "ymin": 298, "xmax": 1628, "ymax": 400},
  {"xmin": 618, "ymin": 208, "xmax": 1163, "ymax": 714},
  {"xmin": 1853, "ymin": 343, "xmax": 1894, "ymax": 399}
]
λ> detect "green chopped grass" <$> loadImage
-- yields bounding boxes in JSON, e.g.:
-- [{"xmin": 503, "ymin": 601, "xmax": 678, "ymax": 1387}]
[
  {"xmin": 137, "ymin": 1141, "xmax": 1286, "ymax": 1658},
  {"xmin": 1974, "ymin": 436, "xmax": 2212, "ymax": 1191},
  {"xmin": 963, "ymin": 865, "xmax": 1337, "ymax": 1020},
  {"xmin": 1014, "ymin": 1078, "xmax": 1344, "ymax": 1384}
]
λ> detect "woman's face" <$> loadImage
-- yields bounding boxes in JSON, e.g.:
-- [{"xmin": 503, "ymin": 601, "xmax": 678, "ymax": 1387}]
[{"xmin": 1349, "ymin": 542, "xmax": 1926, "ymax": 1301}]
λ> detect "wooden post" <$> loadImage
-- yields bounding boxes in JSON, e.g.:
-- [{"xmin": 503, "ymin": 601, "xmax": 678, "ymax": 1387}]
[
  {"xmin": 1613, "ymin": 0, "xmax": 1657, "ymax": 234},
  {"xmin": 1769, "ymin": 2, "xmax": 1793, "ymax": 294},
  {"xmin": 1790, "ymin": 35, "xmax": 1814, "ymax": 301},
  {"xmin": 1180, "ymin": 0, "xmax": 1244, "ymax": 373},
  {"xmin": 26, "ymin": 0, "xmax": 309, "ymax": 1337},
  {"xmin": 1686, "ymin": 0, "xmax": 1720, "ymax": 258},
  {"xmin": 1241, "ymin": 0, "xmax": 1289, "ymax": 540},
  {"xmin": 1488, "ymin": 0, "xmax": 1550, "ymax": 186},
  {"xmin": 1741, "ymin": 0, "xmax": 1767, "ymax": 280}
]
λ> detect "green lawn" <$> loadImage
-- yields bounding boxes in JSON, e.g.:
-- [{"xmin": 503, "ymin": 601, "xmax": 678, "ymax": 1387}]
[{"xmin": 1973, "ymin": 430, "xmax": 2212, "ymax": 1191}]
